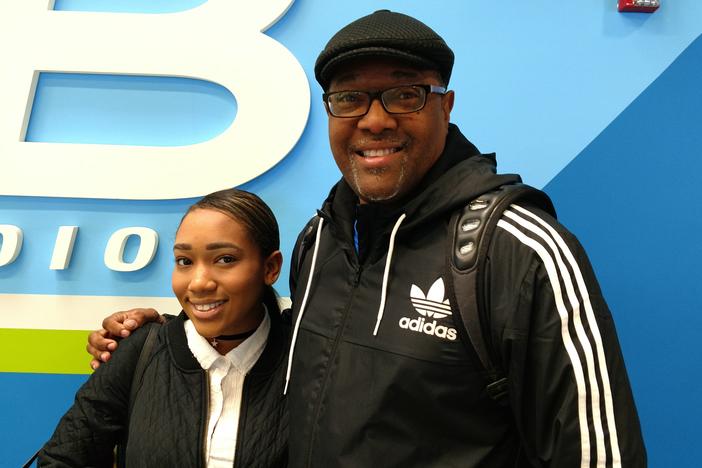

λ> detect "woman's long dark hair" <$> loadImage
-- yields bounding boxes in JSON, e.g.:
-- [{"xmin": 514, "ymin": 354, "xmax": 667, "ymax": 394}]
[{"xmin": 181, "ymin": 188, "xmax": 281, "ymax": 315}]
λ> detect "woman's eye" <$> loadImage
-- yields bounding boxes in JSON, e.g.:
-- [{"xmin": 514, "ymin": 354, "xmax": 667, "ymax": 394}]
[
  {"xmin": 175, "ymin": 257, "xmax": 191, "ymax": 266},
  {"xmin": 217, "ymin": 255, "xmax": 236, "ymax": 264}
]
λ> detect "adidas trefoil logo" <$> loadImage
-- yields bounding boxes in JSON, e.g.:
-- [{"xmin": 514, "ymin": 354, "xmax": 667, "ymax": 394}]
[
  {"xmin": 410, "ymin": 278, "xmax": 452, "ymax": 319},
  {"xmin": 399, "ymin": 278, "xmax": 457, "ymax": 341}
]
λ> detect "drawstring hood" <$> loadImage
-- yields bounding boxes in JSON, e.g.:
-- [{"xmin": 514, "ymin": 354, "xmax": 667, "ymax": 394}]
[
  {"xmin": 284, "ymin": 216, "xmax": 324, "ymax": 395},
  {"xmin": 284, "ymin": 124, "xmax": 521, "ymax": 395},
  {"xmin": 284, "ymin": 211, "xmax": 406, "ymax": 394},
  {"xmin": 372, "ymin": 213, "xmax": 406, "ymax": 336}
]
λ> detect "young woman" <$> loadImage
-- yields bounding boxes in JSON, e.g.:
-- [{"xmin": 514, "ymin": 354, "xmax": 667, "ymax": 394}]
[{"xmin": 39, "ymin": 189, "xmax": 289, "ymax": 467}]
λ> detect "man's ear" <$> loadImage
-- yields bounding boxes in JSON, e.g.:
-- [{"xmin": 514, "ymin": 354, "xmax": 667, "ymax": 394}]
[
  {"xmin": 264, "ymin": 250, "xmax": 283, "ymax": 286},
  {"xmin": 441, "ymin": 90, "xmax": 455, "ymax": 124}
]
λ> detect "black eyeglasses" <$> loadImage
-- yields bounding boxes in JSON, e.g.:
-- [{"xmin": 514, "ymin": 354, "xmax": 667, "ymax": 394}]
[{"xmin": 323, "ymin": 84, "xmax": 447, "ymax": 118}]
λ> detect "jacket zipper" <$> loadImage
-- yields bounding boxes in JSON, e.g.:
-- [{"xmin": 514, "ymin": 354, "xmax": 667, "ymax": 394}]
[
  {"xmin": 305, "ymin": 262, "xmax": 363, "ymax": 466},
  {"xmin": 352, "ymin": 264, "xmax": 363, "ymax": 286},
  {"xmin": 200, "ymin": 370, "xmax": 210, "ymax": 467}
]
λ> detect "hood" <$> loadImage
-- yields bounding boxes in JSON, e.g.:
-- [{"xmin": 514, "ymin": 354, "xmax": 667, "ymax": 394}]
[
  {"xmin": 321, "ymin": 124, "xmax": 521, "ymax": 235},
  {"xmin": 283, "ymin": 125, "xmax": 521, "ymax": 393}
]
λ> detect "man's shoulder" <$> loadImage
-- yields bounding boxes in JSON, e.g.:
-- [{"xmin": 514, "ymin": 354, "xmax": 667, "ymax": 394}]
[
  {"xmin": 493, "ymin": 202, "xmax": 575, "ymax": 248},
  {"xmin": 446, "ymin": 183, "xmax": 558, "ymax": 265},
  {"xmin": 488, "ymin": 201, "xmax": 588, "ymax": 281}
]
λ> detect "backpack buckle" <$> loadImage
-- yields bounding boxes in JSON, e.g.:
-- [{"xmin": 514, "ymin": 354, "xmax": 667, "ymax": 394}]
[{"xmin": 486, "ymin": 376, "xmax": 509, "ymax": 402}]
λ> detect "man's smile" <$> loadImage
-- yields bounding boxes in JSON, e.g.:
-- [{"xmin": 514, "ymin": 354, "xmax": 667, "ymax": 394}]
[{"xmin": 357, "ymin": 147, "xmax": 402, "ymax": 158}]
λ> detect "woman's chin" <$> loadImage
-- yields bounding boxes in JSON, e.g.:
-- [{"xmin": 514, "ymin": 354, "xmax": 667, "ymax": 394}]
[{"xmin": 188, "ymin": 318, "xmax": 221, "ymax": 340}]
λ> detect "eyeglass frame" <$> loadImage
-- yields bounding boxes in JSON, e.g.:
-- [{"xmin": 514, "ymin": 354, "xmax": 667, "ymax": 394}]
[{"xmin": 322, "ymin": 84, "xmax": 448, "ymax": 118}]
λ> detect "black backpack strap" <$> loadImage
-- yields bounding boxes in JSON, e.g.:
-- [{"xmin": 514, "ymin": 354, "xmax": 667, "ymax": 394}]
[
  {"xmin": 446, "ymin": 183, "xmax": 555, "ymax": 404},
  {"xmin": 116, "ymin": 322, "xmax": 160, "ymax": 463},
  {"xmin": 294, "ymin": 214, "xmax": 321, "ymax": 277},
  {"xmin": 289, "ymin": 214, "xmax": 323, "ymax": 303},
  {"xmin": 128, "ymin": 323, "xmax": 159, "ymax": 417}
]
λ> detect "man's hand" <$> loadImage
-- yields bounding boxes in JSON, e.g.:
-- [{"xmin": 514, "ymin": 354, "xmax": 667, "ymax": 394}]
[{"xmin": 87, "ymin": 308, "xmax": 164, "ymax": 370}]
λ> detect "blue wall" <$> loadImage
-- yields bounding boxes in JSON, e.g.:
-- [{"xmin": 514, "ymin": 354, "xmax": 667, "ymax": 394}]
[
  {"xmin": 546, "ymin": 32, "xmax": 702, "ymax": 464},
  {"xmin": 1, "ymin": 1, "xmax": 700, "ymax": 466}
]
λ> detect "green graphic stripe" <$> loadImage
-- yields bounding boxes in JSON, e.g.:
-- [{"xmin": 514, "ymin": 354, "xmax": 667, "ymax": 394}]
[{"xmin": 0, "ymin": 329, "xmax": 93, "ymax": 375}]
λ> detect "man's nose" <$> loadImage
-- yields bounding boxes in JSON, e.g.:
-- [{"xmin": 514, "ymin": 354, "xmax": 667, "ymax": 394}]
[{"xmin": 357, "ymin": 99, "xmax": 398, "ymax": 133}]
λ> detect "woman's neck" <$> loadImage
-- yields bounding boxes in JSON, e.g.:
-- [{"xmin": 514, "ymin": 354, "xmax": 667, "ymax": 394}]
[{"xmin": 209, "ymin": 305, "xmax": 266, "ymax": 355}]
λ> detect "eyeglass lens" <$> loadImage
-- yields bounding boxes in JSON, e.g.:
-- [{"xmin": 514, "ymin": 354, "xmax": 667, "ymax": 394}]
[{"xmin": 328, "ymin": 86, "xmax": 427, "ymax": 117}]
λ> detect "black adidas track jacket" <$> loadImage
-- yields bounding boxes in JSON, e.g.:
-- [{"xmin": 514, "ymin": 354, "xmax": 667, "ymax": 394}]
[{"xmin": 285, "ymin": 124, "xmax": 646, "ymax": 467}]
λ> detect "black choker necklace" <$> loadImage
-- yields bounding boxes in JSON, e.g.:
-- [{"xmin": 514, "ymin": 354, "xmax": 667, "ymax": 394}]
[{"xmin": 210, "ymin": 328, "xmax": 257, "ymax": 347}]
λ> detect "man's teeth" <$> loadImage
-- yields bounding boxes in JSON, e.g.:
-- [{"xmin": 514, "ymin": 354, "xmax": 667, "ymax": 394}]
[
  {"xmin": 361, "ymin": 148, "xmax": 398, "ymax": 158},
  {"xmin": 192, "ymin": 301, "xmax": 224, "ymax": 311}
]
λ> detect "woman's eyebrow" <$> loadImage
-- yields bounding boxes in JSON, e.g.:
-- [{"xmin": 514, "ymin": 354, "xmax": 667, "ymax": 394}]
[
  {"xmin": 173, "ymin": 242, "xmax": 242, "ymax": 251},
  {"xmin": 205, "ymin": 242, "xmax": 241, "ymax": 251}
]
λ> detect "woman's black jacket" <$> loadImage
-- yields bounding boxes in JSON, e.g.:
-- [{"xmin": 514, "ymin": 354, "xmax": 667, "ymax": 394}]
[{"xmin": 39, "ymin": 310, "xmax": 289, "ymax": 467}]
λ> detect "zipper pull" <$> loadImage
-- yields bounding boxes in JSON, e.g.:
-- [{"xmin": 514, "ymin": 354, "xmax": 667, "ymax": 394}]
[{"xmin": 353, "ymin": 265, "xmax": 363, "ymax": 286}]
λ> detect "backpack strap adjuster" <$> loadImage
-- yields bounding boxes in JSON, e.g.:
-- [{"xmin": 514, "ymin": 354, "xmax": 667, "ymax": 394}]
[{"xmin": 485, "ymin": 376, "xmax": 509, "ymax": 403}]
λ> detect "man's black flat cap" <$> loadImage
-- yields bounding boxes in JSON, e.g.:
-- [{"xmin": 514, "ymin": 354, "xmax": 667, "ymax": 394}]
[{"xmin": 315, "ymin": 10, "xmax": 454, "ymax": 90}]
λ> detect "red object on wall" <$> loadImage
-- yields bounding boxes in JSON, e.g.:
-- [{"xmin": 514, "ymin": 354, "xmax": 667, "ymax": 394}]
[{"xmin": 618, "ymin": 0, "xmax": 660, "ymax": 13}]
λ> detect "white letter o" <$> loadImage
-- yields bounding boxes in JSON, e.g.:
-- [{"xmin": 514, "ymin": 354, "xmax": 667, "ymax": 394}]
[
  {"xmin": 104, "ymin": 227, "xmax": 158, "ymax": 272},
  {"xmin": 0, "ymin": 225, "xmax": 23, "ymax": 267}
]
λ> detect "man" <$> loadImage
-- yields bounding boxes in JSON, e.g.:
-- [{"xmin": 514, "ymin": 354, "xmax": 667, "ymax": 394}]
[{"xmin": 89, "ymin": 10, "xmax": 646, "ymax": 467}]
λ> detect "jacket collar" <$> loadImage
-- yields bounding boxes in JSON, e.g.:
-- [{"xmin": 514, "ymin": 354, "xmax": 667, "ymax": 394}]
[{"xmin": 166, "ymin": 309, "xmax": 287, "ymax": 376}]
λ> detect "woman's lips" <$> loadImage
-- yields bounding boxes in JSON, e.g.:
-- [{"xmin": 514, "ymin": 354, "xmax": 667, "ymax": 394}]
[{"xmin": 189, "ymin": 300, "xmax": 226, "ymax": 319}]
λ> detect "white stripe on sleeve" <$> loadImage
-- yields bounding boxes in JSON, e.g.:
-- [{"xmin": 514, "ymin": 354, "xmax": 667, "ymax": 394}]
[{"xmin": 509, "ymin": 204, "xmax": 621, "ymax": 467}]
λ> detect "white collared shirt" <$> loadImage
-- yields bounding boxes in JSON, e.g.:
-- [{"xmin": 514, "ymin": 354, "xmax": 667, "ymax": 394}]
[{"xmin": 184, "ymin": 311, "xmax": 270, "ymax": 467}]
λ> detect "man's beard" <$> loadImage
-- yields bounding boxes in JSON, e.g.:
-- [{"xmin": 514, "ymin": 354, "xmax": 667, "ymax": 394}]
[{"xmin": 349, "ymin": 154, "xmax": 406, "ymax": 203}]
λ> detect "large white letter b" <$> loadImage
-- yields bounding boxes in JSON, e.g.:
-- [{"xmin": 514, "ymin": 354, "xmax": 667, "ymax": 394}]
[{"xmin": 0, "ymin": 0, "xmax": 309, "ymax": 200}]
